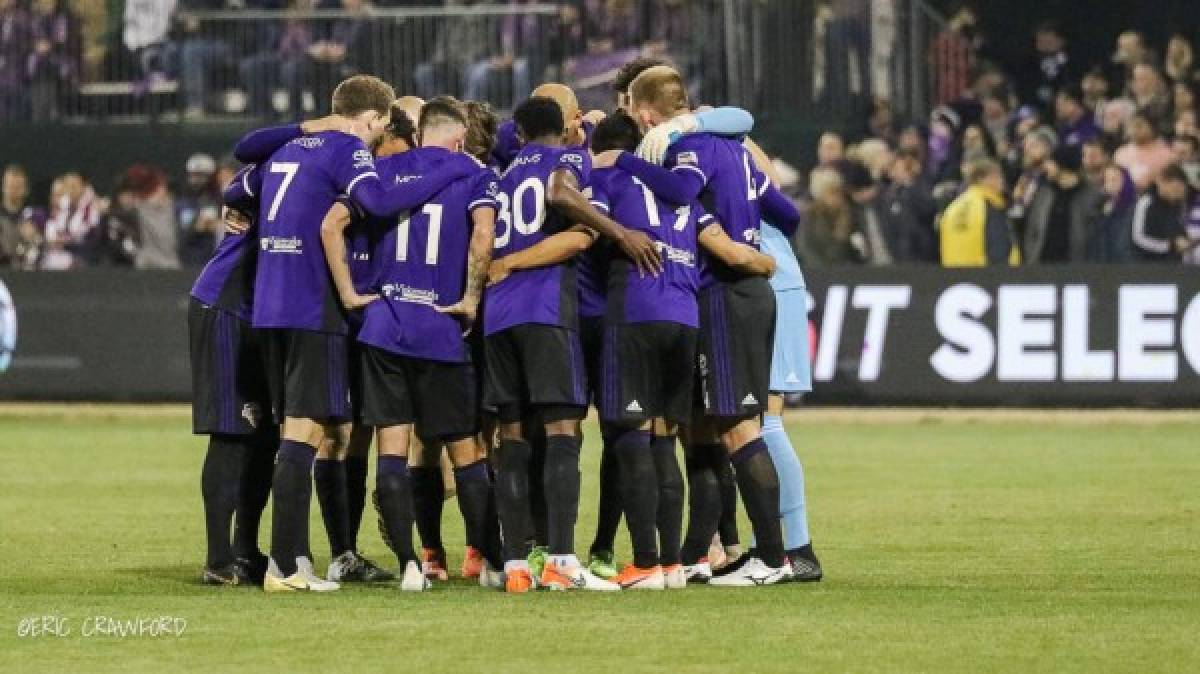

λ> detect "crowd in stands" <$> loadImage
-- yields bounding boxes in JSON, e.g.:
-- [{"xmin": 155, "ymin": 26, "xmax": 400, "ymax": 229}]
[{"xmin": 797, "ymin": 9, "xmax": 1200, "ymax": 265}]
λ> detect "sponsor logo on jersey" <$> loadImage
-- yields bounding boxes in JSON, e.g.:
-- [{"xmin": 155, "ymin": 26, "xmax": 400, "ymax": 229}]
[
  {"xmin": 292, "ymin": 137, "xmax": 325, "ymax": 149},
  {"xmin": 381, "ymin": 283, "xmax": 439, "ymax": 305},
  {"xmin": 561, "ymin": 153, "xmax": 584, "ymax": 168},
  {"xmin": 656, "ymin": 242, "xmax": 696, "ymax": 267},
  {"xmin": 261, "ymin": 236, "xmax": 303, "ymax": 254},
  {"xmin": 742, "ymin": 228, "xmax": 762, "ymax": 246},
  {"xmin": 352, "ymin": 149, "xmax": 375, "ymax": 169},
  {"xmin": 676, "ymin": 151, "xmax": 699, "ymax": 166}
]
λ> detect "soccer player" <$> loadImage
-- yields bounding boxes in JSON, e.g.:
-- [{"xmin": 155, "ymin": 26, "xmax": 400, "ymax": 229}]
[
  {"xmin": 490, "ymin": 83, "xmax": 602, "ymax": 171},
  {"xmin": 589, "ymin": 112, "xmax": 778, "ymax": 590},
  {"xmin": 190, "ymin": 169, "xmax": 276, "ymax": 586},
  {"xmin": 242, "ymin": 75, "xmax": 481, "ymax": 592},
  {"xmin": 615, "ymin": 65, "xmax": 802, "ymax": 586},
  {"xmin": 483, "ymin": 96, "xmax": 660, "ymax": 593},
  {"xmin": 320, "ymin": 96, "xmax": 501, "ymax": 592}
]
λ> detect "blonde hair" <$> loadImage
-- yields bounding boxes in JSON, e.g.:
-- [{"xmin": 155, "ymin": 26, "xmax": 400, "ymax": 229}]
[{"xmin": 629, "ymin": 65, "xmax": 689, "ymax": 117}]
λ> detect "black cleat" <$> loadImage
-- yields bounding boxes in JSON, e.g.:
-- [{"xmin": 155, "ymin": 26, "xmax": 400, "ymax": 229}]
[
  {"xmin": 235, "ymin": 552, "xmax": 270, "ymax": 585},
  {"xmin": 786, "ymin": 546, "xmax": 823, "ymax": 582},
  {"xmin": 330, "ymin": 550, "xmax": 395, "ymax": 583},
  {"xmin": 201, "ymin": 563, "xmax": 245, "ymax": 586}
]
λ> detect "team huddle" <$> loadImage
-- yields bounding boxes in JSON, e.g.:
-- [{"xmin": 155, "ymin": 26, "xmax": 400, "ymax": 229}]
[{"xmin": 189, "ymin": 57, "xmax": 822, "ymax": 593}]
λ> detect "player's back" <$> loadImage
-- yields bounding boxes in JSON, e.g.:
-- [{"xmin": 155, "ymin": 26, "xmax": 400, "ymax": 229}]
[
  {"xmin": 193, "ymin": 164, "xmax": 263, "ymax": 320},
  {"xmin": 253, "ymin": 130, "xmax": 374, "ymax": 333},
  {"xmin": 357, "ymin": 147, "xmax": 495, "ymax": 362},
  {"xmin": 593, "ymin": 165, "xmax": 701, "ymax": 326},
  {"xmin": 668, "ymin": 132, "xmax": 765, "ymax": 254},
  {"xmin": 483, "ymin": 142, "xmax": 590, "ymax": 336}
]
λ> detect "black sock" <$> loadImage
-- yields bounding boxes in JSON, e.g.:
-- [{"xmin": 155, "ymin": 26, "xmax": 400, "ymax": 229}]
[
  {"xmin": 614, "ymin": 430, "xmax": 658, "ymax": 568},
  {"xmin": 201, "ymin": 434, "xmax": 245, "ymax": 568},
  {"xmin": 374, "ymin": 455, "xmax": 417, "ymax": 566},
  {"xmin": 730, "ymin": 438, "xmax": 784, "ymax": 568},
  {"xmin": 313, "ymin": 458, "xmax": 351, "ymax": 557},
  {"xmin": 493, "ymin": 438, "xmax": 533, "ymax": 562},
  {"xmin": 652, "ymin": 435, "xmax": 684, "ymax": 567},
  {"xmin": 788, "ymin": 543, "xmax": 818, "ymax": 564},
  {"xmin": 410, "ymin": 464, "xmax": 445, "ymax": 553},
  {"xmin": 344, "ymin": 455, "xmax": 368, "ymax": 552},
  {"xmin": 233, "ymin": 428, "xmax": 277, "ymax": 559},
  {"xmin": 681, "ymin": 442, "xmax": 722, "ymax": 565},
  {"xmin": 714, "ymin": 445, "xmax": 740, "ymax": 547},
  {"xmin": 589, "ymin": 430, "xmax": 622, "ymax": 556},
  {"xmin": 454, "ymin": 460, "xmax": 500, "ymax": 567},
  {"xmin": 543, "ymin": 434, "xmax": 582, "ymax": 556},
  {"xmin": 527, "ymin": 425, "xmax": 548, "ymax": 547},
  {"xmin": 270, "ymin": 439, "xmax": 317, "ymax": 576}
]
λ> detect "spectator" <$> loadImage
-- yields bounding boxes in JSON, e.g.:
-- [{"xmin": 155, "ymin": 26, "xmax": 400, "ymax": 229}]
[
  {"xmin": 1110, "ymin": 30, "xmax": 1149, "ymax": 96},
  {"xmin": 1131, "ymin": 163, "xmax": 1193, "ymax": 262},
  {"xmin": 90, "ymin": 182, "xmax": 139, "ymax": 266},
  {"xmin": 1174, "ymin": 80, "xmax": 1197, "ymax": 120},
  {"xmin": 1055, "ymin": 84, "xmax": 1099, "ymax": 147},
  {"xmin": 1019, "ymin": 20, "xmax": 1075, "ymax": 112},
  {"xmin": 794, "ymin": 167, "xmax": 860, "ymax": 265},
  {"xmin": 1081, "ymin": 137, "xmax": 1110, "ymax": 188},
  {"xmin": 176, "ymin": 152, "xmax": 221, "ymax": 265},
  {"xmin": 239, "ymin": 0, "xmax": 315, "ymax": 120},
  {"xmin": 1171, "ymin": 134, "xmax": 1200, "ymax": 187},
  {"xmin": 1049, "ymin": 146, "xmax": 1104, "ymax": 262},
  {"xmin": 170, "ymin": 1, "xmax": 236, "ymax": 120},
  {"xmin": 124, "ymin": 164, "xmax": 180, "ymax": 269},
  {"xmin": 43, "ymin": 171, "xmax": 101, "ymax": 266},
  {"xmin": 938, "ymin": 158, "xmax": 1019, "ymax": 266},
  {"xmin": 1114, "ymin": 110, "xmax": 1173, "ymax": 190},
  {"xmin": 1009, "ymin": 125, "xmax": 1056, "ymax": 229},
  {"xmin": 816, "ymin": 130, "xmax": 845, "ymax": 167},
  {"xmin": 413, "ymin": 0, "xmax": 492, "ymax": 99},
  {"xmin": 880, "ymin": 149, "xmax": 937, "ymax": 262},
  {"xmin": 0, "ymin": 164, "xmax": 30, "ymax": 265},
  {"xmin": 865, "ymin": 98, "xmax": 896, "ymax": 144},
  {"xmin": 464, "ymin": 1, "xmax": 536, "ymax": 105},
  {"xmin": 1164, "ymin": 32, "xmax": 1195, "ymax": 86},
  {"xmin": 1098, "ymin": 97, "xmax": 1134, "ymax": 152},
  {"xmin": 123, "ymin": 0, "xmax": 176, "ymax": 81},
  {"xmin": 1129, "ymin": 63, "xmax": 1171, "ymax": 131},
  {"xmin": 303, "ymin": 0, "xmax": 372, "ymax": 116},
  {"xmin": 1080, "ymin": 66, "xmax": 1109, "ymax": 111},
  {"xmin": 846, "ymin": 143, "xmax": 893, "ymax": 265},
  {"xmin": 929, "ymin": 4, "xmax": 979, "ymax": 107},
  {"xmin": 27, "ymin": 0, "xmax": 80, "ymax": 121},
  {"xmin": 1175, "ymin": 107, "xmax": 1197, "ymax": 139},
  {"xmin": 1085, "ymin": 163, "xmax": 1135, "ymax": 262},
  {"xmin": 0, "ymin": 0, "xmax": 31, "ymax": 121},
  {"xmin": 980, "ymin": 88, "xmax": 1012, "ymax": 157}
]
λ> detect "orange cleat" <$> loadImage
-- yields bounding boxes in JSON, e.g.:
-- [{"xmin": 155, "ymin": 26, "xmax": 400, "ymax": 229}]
[
  {"xmin": 505, "ymin": 568, "xmax": 534, "ymax": 593},
  {"xmin": 421, "ymin": 547, "xmax": 449, "ymax": 582},
  {"xmin": 461, "ymin": 546, "xmax": 484, "ymax": 579},
  {"xmin": 612, "ymin": 564, "xmax": 666, "ymax": 590}
]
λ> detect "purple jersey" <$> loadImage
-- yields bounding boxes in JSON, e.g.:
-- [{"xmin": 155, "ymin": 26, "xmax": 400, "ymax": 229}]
[
  {"xmin": 483, "ymin": 143, "xmax": 591, "ymax": 336},
  {"xmin": 191, "ymin": 164, "xmax": 263, "ymax": 320},
  {"xmin": 665, "ymin": 133, "xmax": 769, "ymax": 283},
  {"xmin": 490, "ymin": 119, "xmax": 595, "ymax": 171},
  {"xmin": 356, "ymin": 147, "xmax": 498, "ymax": 362},
  {"xmin": 252, "ymin": 131, "xmax": 380, "ymax": 333},
  {"xmin": 590, "ymin": 166, "xmax": 705, "ymax": 327}
]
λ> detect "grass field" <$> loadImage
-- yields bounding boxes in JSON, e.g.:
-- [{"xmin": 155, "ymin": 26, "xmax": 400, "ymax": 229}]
[{"xmin": 1, "ymin": 406, "xmax": 1198, "ymax": 673}]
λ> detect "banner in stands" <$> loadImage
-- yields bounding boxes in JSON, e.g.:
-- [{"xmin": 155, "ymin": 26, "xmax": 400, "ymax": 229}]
[{"xmin": 0, "ymin": 267, "xmax": 1197, "ymax": 405}]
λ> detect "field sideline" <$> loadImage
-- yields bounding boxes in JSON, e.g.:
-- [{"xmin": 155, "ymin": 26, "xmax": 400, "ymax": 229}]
[{"xmin": 1, "ymin": 405, "xmax": 1197, "ymax": 673}]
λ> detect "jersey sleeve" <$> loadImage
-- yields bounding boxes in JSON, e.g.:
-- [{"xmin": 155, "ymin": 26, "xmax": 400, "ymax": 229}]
[
  {"xmin": 468, "ymin": 169, "xmax": 500, "ymax": 213},
  {"xmin": 555, "ymin": 149, "xmax": 591, "ymax": 186},
  {"xmin": 223, "ymin": 163, "xmax": 263, "ymax": 212},
  {"xmin": 692, "ymin": 201, "xmax": 717, "ymax": 229},
  {"xmin": 583, "ymin": 178, "xmax": 611, "ymax": 215},
  {"xmin": 329, "ymin": 137, "xmax": 380, "ymax": 196},
  {"xmin": 666, "ymin": 140, "xmax": 713, "ymax": 188}
]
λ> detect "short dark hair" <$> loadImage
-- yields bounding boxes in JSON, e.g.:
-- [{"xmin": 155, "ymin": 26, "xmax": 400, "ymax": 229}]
[
  {"xmin": 464, "ymin": 100, "xmax": 500, "ymax": 164},
  {"xmin": 615, "ymin": 57, "xmax": 667, "ymax": 95},
  {"xmin": 514, "ymin": 96, "xmax": 565, "ymax": 141},
  {"xmin": 386, "ymin": 103, "xmax": 417, "ymax": 147},
  {"xmin": 591, "ymin": 111, "xmax": 642, "ymax": 154},
  {"xmin": 331, "ymin": 75, "xmax": 395, "ymax": 117},
  {"xmin": 418, "ymin": 95, "xmax": 466, "ymax": 133}
]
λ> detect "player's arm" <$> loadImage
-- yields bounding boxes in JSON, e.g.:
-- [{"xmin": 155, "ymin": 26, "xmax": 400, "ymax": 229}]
[
  {"xmin": 435, "ymin": 205, "xmax": 496, "ymax": 330},
  {"xmin": 319, "ymin": 202, "xmax": 378, "ymax": 310},
  {"xmin": 608, "ymin": 151, "xmax": 705, "ymax": 206},
  {"xmin": 232, "ymin": 116, "xmax": 359, "ymax": 163},
  {"xmin": 743, "ymin": 139, "xmax": 802, "ymax": 236},
  {"xmin": 487, "ymin": 226, "xmax": 597, "ymax": 286},
  {"xmin": 698, "ymin": 221, "xmax": 776, "ymax": 277},
  {"xmin": 221, "ymin": 163, "xmax": 262, "ymax": 212},
  {"xmin": 347, "ymin": 157, "xmax": 479, "ymax": 219},
  {"xmin": 547, "ymin": 167, "xmax": 663, "ymax": 275},
  {"xmin": 638, "ymin": 107, "xmax": 755, "ymax": 164}
]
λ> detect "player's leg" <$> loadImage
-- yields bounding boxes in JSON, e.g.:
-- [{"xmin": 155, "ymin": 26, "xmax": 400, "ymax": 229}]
[
  {"xmin": 232, "ymin": 423, "xmax": 277, "ymax": 583},
  {"xmin": 680, "ymin": 419, "xmax": 722, "ymax": 582},
  {"xmin": 582, "ymin": 315, "xmax": 621, "ymax": 580},
  {"xmin": 524, "ymin": 413, "xmax": 549, "ymax": 576},
  {"xmin": 200, "ymin": 433, "xmax": 247, "ymax": 581},
  {"xmin": 313, "ymin": 432, "xmax": 352, "ymax": 564},
  {"xmin": 445, "ymin": 436, "xmax": 505, "ymax": 588},
  {"xmin": 327, "ymin": 422, "xmax": 393, "ymax": 582},
  {"xmin": 409, "ymin": 433, "xmax": 449, "ymax": 582},
  {"xmin": 714, "ymin": 448, "xmax": 742, "ymax": 565},
  {"xmin": 765, "ymin": 394, "xmax": 821, "ymax": 581},
  {"xmin": 654, "ymin": 324, "xmax": 696, "ymax": 589}
]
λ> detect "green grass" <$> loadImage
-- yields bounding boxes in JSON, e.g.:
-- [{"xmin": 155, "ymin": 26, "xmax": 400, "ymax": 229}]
[{"xmin": 1, "ymin": 408, "xmax": 1198, "ymax": 673}]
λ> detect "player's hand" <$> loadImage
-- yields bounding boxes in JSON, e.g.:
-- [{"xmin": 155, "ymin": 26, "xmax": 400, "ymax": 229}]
[
  {"xmin": 486, "ymin": 259, "xmax": 511, "ymax": 286},
  {"xmin": 636, "ymin": 113, "xmax": 699, "ymax": 165},
  {"xmin": 433, "ymin": 298, "xmax": 479, "ymax": 336},
  {"xmin": 340, "ymin": 292, "xmax": 379, "ymax": 311},
  {"xmin": 583, "ymin": 109, "xmax": 607, "ymax": 126},
  {"xmin": 618, "ymin": 229, "xmax": 663, "ymax": 277},
  {"xmin": 759, "ymin": 252, "xmax": 777, "ymax": 278},
  {"xmin": 592, "ymin": 149, "xmax": 622, "ymax": 169},
  {"xmin": 222, "ymin": 207, "xmax": 251, "ymax": 235}
]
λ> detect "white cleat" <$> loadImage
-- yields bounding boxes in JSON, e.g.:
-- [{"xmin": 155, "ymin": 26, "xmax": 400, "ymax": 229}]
[
  {"xmin": 326, "ymin": 550, "xmax": 359, "ymax": 582},
  {"xmin": 707, "ymin": 557, "xmax": 790, "ymax": 587},
  {"xmin": 479, "ymin": 562, "xmax": 506, "ymax": 589},
  {"xmin": 400, "ymin": 560, "xmax": 431, "ymax": 592},
  {"xmin": 683, "ymin": 561, "xmax": 712, "ymax": 584},
  {"xmin": 663, "ymin": 564, "xmax": 687, "ymax": 589},
  {"xmin": 542, "ymin": 560, "xmax": 621, "ymax": 591},
  {"xmin": 264, "ymin": 557, "xmax": 341, "ymax": 592}
]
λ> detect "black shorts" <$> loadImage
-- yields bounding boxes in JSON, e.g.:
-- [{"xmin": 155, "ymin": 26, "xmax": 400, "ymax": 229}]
[
  {"xmin": 580, "ymin": 314, "xmax": 605, "ymax": 406},
  {"xmin": 697, "ymin": 277, "xmax": 775, "ymax": 419},
  {"xmin": 600, "ymin": 321, "xmax": 697, "ymax": 426},
  {"xmin": 484, "ymin": 324, "xmax": 588, "ymax": 422},
  {"xmin": 189, "ymin": 299, "xmax": 271, "ymax": 436},
  {"xmin": 359, "ymin": 345, "xmax": 478, "ymax": 439},
  {"xmin": 262, "ymin": 328, "xmax": 352, "ymax": 423}
]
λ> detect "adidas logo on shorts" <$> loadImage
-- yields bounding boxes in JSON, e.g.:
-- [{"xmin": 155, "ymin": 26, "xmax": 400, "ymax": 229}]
[
  {"xmin": 626, "ymin": 400, "xmax": 643, "ymax": 413},
  {"xmin": 742, "ymin": 393, "xmax": 758, "ymax": 406}
]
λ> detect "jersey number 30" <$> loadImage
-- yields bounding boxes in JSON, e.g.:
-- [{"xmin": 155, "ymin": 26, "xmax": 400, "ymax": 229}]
[{"xmin": 494, "ymin": 176, "xmax": 547, "ymax": 248}]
